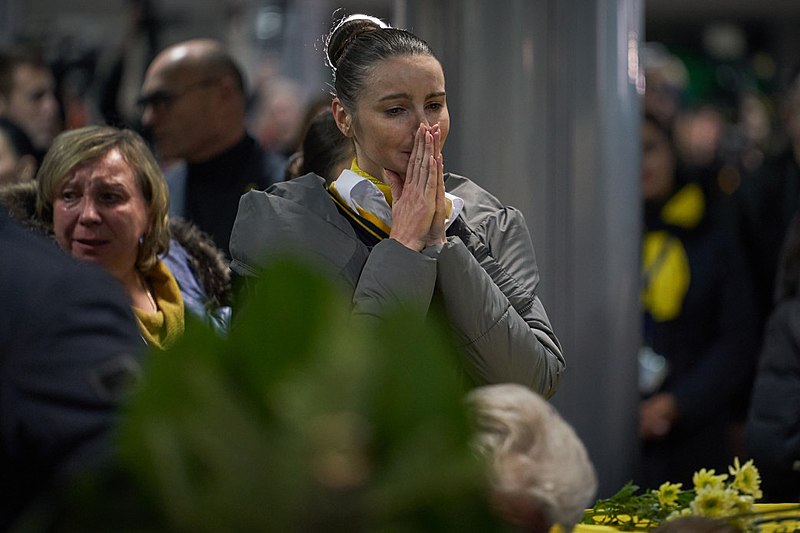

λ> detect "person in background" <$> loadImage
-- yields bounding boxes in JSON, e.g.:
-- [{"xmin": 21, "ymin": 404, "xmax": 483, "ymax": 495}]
[
  {"xmin": 642, "ymin": 42, "xmax": 689, "ymax": 128},
  {"xmin": 0, "ymin": 203, "xmax": 143, "ymax": 529},
  {"xmin": 229, "ymin": 14, "xmax": 564, "ymax": 394},
  {"xmin": 0, "ymin": 45, "xmax": 60, "ymax": 164},
  {"xmin": 744, "ymin": 209, "xmax": 800, "ymax": 502},
  {"xmin": 0, "ymin": 118, "xmax": 37, "ymax": 184},
  {"xmin": 735, "ymin": 70, "xmax": 800, "ymax": 341},
  {"xmin": 638, "ymin": 113, "xmax": 758, "ymax": 488},
  {"xmin": 467, "ymin": 383, "xmax": 597, "ymax": 533},
  {"xmin": 284, "ymin": 108, "xmax": 354, "ymax": 184},
  {"xmin": 33, "ymin": 125, "xmax": 231, "ymax": 349},
  {"xmin": 252, "ymin": 76, "xmax": 307, "ymax": 159},
  {"xmin": 138, "ymin": 39, "xmax": 285, "ymax": 256}
]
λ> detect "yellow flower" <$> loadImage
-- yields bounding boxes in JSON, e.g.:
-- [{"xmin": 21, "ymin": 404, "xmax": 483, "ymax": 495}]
[
  {"xmin": 692, "ymin": 468, "xmax": 728, "ymax": 491},
  {"xmin": 690, "ymin": 486, "xmax": 735, "ymax": 518},
  {"xmin": 729, "ymin": 457, "xmax": 763, "ymax": 499},
  {"xmin": 666, "ymin": 507, "xmax": 692, "ymax": 521},
  {"xmin": 729, "ymin": 493, "xmax": 755, "ymax": 513},
  {"xmin": 728, "ymin": 494, "xmax": 757, "ymax": 531},
  {"xmin": 657, "ymin": 481, "xmax": 683, "ymax": 507}
]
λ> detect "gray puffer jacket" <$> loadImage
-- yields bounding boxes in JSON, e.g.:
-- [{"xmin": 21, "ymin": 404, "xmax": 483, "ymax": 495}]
[
  {"xmin": 229, "ymin": 172, "xmax": 564, "ymax": 396},
  {"xmin": 0, "ymin": 181, "xmax": 232, "ymax": 332}
]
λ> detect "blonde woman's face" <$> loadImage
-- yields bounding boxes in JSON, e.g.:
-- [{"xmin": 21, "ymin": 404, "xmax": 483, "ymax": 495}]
[{"xmin": 52, "ymin": 149, "xmax": 149, "ymax": 282}]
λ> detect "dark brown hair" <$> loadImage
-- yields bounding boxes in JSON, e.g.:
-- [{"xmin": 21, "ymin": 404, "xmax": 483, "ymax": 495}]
[{"xmin": 325, "ymin": 14, "xmax": 436, "ymax": 113}]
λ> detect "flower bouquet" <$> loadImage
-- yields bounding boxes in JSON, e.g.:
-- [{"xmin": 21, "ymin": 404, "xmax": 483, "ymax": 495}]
[{"xmin": 581, "ymin": 459, "xmax": 800, "ymax": 531}]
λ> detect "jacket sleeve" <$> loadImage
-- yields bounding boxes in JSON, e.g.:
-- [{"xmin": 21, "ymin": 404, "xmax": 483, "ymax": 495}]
[
  {"xmin": 437, "ymin": 208, "xmax": 565, "ymax": 397},
  {"xmin": 351, "ymin": 238, "xmax": 438, "ymax": 321},
  {"xmin": 744, "ymin": 299, "xmax": 800, "ymax": 499}
]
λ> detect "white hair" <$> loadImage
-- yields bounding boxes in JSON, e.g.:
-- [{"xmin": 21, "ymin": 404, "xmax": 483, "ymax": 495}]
[{"xmin": 467, "ymin": 384, "xmax": 598, "ymax": 531}]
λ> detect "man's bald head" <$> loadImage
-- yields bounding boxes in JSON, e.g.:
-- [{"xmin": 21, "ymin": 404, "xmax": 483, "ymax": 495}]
[
  {"xmin": 140, "ymin": 39, "xmax": 248, "ymax": 162},
  {"xmin": 149, "ymin": 39, "xmax": 246, "ymax": 97}
]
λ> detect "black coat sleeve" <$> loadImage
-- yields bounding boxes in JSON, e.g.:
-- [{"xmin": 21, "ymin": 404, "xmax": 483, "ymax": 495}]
[{"xmin": 745, "ymin": 299, "xmax": 800, "ymax": 501}]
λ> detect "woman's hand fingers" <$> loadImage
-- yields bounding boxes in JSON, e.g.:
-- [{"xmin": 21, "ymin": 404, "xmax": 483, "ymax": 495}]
[
  {"xmin": 425, "ymin": 140, "xmax": 447, "ymax": 247},
  {"xmin": 389, "ymin": 123, "xmax": 439, "ymax": 251},
  {"xmin": 383, "ymin": 168, "xmax": 404, "ymax": 202},
  {"xmin": 406, "ymin": 123, "xmax": 426, "ymax": 187}
]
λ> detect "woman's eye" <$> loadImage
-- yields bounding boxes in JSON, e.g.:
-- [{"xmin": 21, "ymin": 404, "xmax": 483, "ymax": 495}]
[
  {"xmin": 386, "ymin": 107, "xmax": 404, "ymax": 116},
  {"xmin": 61, "ymin": 190, "xmax": 77, "ymax": 202},
  {"xmin": 427, "ymin": 102, "xmax": 444, "ymax": 111},
  {"xmin": 101, "ymin": 192, "xmax": 122, "ymax": 203}
]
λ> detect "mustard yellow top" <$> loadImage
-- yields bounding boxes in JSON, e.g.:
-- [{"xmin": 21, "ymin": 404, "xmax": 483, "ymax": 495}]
[{"xmin": 132, "ymin": 259, "xmax": 185, "ymax": 350}]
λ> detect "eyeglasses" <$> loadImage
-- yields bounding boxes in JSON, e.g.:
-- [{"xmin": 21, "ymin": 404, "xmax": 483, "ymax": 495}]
[{"xmin": 137, "ymin": 78, "xmax": 219, "ymax": 113}]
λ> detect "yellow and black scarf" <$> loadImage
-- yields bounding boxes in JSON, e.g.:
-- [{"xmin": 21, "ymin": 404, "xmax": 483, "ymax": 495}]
[
  {"xmin": 327, "ymin": 159, "xmax": 463, "ymax": 246},
  {"xmin": 641, "ymin": 182, "xmax": 705, "ymax": 322}
]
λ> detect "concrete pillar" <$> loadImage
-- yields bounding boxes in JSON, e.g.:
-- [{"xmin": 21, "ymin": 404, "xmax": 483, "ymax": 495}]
[{"xmin": 403, "ymin": 0, "xmax": 643, "ymax": 497}]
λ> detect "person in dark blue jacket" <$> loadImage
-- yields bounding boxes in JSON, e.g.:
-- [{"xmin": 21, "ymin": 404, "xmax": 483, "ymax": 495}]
[{"xmin": 0, "ymin": 205, "xmax": 143, "ymax": 529}]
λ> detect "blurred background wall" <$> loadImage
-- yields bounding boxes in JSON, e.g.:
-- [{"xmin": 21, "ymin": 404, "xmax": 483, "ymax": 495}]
[{"xmin": 4, "ymin": 0, "xmax": 800, "ymax": 497}]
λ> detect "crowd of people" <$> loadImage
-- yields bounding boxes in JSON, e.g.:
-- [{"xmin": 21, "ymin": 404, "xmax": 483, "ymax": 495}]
[
  {"xmin": 0, "ymin": 11, "xmax": 584, "ymax": 532},
  {"xmin": 1, "ymin": 6, "xmax": 799, "ymax": 531},
  {"xmin": 638, "ymin": 44, "xmax": 800, "ymax": 501}
]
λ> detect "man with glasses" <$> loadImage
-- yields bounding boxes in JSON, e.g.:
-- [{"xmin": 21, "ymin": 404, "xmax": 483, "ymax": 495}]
[{"xmin": 139, "ymin": 39, "xmax": 285, "ymax": 256}]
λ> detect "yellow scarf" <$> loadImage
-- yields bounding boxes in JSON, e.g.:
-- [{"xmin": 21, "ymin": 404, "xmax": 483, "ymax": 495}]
[
  {"xmin": 132, "ymin": 259, "xmax": 185, "ymax": 350},
  {"xmin": 350, "ymin": 159, "xmax": 394, "ymax": 204},
  {"xmin": 641, "ymin": 182, "xmax": 704, "ymax": 322}
]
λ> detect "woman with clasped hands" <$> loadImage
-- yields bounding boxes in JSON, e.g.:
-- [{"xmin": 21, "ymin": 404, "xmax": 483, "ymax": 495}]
[{"xmin": 229, "ymin": 14, "xmax": 564, "ymax": 395}]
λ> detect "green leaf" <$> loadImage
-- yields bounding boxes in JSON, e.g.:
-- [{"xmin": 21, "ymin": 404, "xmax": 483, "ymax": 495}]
[{"xmin": 100, "ymin": 256, "xmax": 501, "ymax": 531}]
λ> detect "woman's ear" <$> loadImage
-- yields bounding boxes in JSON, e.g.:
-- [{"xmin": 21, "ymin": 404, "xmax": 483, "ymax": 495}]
[{"xmin": 331, "ymin": 98, "xmax": 353, "ymax": 138}]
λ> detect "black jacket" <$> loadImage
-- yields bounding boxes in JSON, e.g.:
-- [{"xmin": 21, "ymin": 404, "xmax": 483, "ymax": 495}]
[
  {"xmin": 0, "ymin": 206, "xmax": 143, "ymax": 528},
  {"xmin": 745, "ymin": 211, "xmax": 800, "ymax": 502},
  {"xmin": 166, "ymin": 134, "xmax": 286, "ymax": 256}
]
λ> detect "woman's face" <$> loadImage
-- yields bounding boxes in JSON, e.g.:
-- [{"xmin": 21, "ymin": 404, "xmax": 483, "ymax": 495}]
[
  {"xmin": 53, "ymin": 148, "xmax": 149, "ymax": 282},
  {"xmin": 641, "ymin": 121, "xmax": 676, "ymax": 201},
  {"xmin": 346, "ymin": 54, "xmax": 449, "ymax": 180}
]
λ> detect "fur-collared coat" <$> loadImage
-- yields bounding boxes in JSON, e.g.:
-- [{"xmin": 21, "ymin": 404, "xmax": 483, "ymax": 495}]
[{"xmin": 0, "ymin": 181, "xmax": 232, "ymax": 330}]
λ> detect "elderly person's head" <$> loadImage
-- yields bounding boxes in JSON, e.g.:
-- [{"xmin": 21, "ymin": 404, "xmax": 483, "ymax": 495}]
[
  {"xmin": 36, "ymin": 125, "xmax": 169, "ymax": 283},
  {"xmin": 467, "ymin": 383, "xmax": 598, "ymax": 533}
]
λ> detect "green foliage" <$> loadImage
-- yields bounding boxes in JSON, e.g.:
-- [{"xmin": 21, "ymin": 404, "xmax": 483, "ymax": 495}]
[
  {"xmin": 582, "ymin": 459, "xmax": 800, "ymax": 532},
  {"xmin": 581, "ymin": 481, "xmax": 694, "ymax": 530},
  {"xmin": 95, "ymin": 258, "xmax": 499, "ymax": 531}
]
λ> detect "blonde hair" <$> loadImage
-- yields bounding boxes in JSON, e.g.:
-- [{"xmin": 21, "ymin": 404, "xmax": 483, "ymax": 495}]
[
  {"xmin": 467, "ymin": 384, "xmax": 598, "ymax": 531},
  {"xmin": 36, "ymin": 125, "xmax": 170, "ymax": 272}
]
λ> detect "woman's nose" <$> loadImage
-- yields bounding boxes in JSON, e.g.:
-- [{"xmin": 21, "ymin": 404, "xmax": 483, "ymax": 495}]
[
  {"xmin": 410, "ymin": 107, "xmax": 430, "ymax": 128},
  {"xmin": 78, "ymin": 199, "xmax": 101, "ymax": 224}
]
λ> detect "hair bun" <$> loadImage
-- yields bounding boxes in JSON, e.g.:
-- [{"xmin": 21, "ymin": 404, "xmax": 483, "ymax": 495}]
[{"xmin": 326, "ymin": 14, "xmax": 388, "ymax": 70}]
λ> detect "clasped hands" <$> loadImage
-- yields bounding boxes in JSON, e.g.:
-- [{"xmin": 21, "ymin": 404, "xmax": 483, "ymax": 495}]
[{"xmin": 383, "ymin": 123, "xmax": 447, "ymax": 252}]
